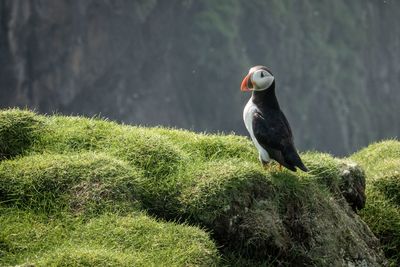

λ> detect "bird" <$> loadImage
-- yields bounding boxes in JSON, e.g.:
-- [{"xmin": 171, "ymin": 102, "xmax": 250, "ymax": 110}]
[{"xmin": 240, "ymin": 65, "xmax": 308, "ymax": 172}]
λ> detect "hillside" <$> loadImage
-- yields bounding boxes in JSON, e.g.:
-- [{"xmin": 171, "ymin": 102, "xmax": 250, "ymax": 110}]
[{"xmin": 0, "ymin": 109, "xmax": 397, "ymax": 266}]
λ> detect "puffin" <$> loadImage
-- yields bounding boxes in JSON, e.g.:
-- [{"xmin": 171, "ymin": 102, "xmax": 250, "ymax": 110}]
[{"xmin": 241, "ymin": 65, "xmax": 308, "ymax": 172}]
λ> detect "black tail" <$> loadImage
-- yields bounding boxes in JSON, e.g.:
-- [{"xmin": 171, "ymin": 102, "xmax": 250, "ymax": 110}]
[
  {"xmin": 283, "ymin": 146, "xmax": 308, "ymax": 172},
  {"xmin": 295, "ymin": 159, "xmax": 308, "ymax": 172}
]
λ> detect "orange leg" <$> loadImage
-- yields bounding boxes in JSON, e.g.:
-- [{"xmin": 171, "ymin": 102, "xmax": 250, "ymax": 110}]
[
  {"xmin": 263, "ymin": 163, "xmax": 282, "ymax": 172},
  {"xmin": 263, "ymin": 163, "xmax": 269, "ymax": 171}
]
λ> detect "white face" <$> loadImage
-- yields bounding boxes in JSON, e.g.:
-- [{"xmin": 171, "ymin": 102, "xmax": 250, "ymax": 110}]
[{"xmin": 251, "ymin": 69, "xmax": 274, "ymax": 91}]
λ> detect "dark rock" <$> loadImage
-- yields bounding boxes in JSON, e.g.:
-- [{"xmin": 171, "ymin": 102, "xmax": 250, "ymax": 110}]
[{"xmin": 339, "ymin": 161, "xmax": 367, "ymax": 212}]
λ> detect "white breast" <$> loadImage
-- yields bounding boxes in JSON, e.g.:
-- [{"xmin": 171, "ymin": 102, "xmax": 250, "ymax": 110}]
[{"xmin": 243, "ymin": 99, "xmax": 270, "ymax": 163}]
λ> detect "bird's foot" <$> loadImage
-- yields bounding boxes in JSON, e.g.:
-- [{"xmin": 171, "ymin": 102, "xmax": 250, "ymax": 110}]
[
  {"xmin": 262, "ymin": 163, "xmax": 282, "ymax": 172},
  {"xmin": 262, "ymin": 164, "xmax": 270, "ymax": 171}
]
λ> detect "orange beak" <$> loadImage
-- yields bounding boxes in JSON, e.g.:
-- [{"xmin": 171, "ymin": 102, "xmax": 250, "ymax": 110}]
[{"xmin": 240, "ymin": 73, "xmax": 253, "ymax": 92}]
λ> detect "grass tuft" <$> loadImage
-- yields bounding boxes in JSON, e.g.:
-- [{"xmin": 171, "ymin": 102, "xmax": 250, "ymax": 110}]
[{"xmin": 0, "ymin": 109, "xmax": 43, "ymax": 159}]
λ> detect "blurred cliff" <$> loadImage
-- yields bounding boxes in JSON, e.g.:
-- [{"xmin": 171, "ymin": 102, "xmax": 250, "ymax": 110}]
[{"xmin": 0, "ymin": 0, "xmax": 399, "ymax": 155}]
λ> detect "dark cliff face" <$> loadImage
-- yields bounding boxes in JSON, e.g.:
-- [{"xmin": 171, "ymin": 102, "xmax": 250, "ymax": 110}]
[{"xmin": 0, "ymin": 0, "xmax": 399, "ymax": 155}]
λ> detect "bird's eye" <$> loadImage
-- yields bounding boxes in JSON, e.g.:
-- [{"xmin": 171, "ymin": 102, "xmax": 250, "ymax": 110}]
[{"xmin": 260, "ymin": 72, "xmax": 264, "ymax": 78}]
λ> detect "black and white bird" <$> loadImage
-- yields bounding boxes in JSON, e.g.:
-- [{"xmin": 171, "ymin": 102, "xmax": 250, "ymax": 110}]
[{"xmin": 241, "ymin": 65, "xmax": 308, "ymax": 172}]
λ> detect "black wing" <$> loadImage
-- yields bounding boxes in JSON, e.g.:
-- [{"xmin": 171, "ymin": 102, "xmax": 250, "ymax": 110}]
[{"xmin": 253, "ymin": 110, "xmax": 308, "ymax": 172}]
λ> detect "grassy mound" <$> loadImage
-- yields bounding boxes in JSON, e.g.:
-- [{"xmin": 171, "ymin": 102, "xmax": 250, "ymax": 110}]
[
  {"xmin": 0, "ymin": 152, "xmax": 140, "ymax": 215},
  {"xmin": 0, "ymin": 209, "xmax": 218, "ymax": 266},
  {"xmin": 0, "ymin": 109, "xmax": 388, "ymax": 266},
  {"xmin": 351, "ymin": 140, "xmax": 400, "ymax": 265}
]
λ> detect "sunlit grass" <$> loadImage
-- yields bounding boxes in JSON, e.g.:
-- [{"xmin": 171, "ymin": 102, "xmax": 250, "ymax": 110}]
[
  {"xmin": 0, "ymin": 108, "xmax": 394, "ymax": 266},
  {"xmin": 0, "ymin": 208, "xmax": 219, "ymax": 266}
]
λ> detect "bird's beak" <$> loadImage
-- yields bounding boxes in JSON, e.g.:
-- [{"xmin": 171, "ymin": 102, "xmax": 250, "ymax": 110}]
[{"xmin": 240, "ymin": 73, "xmax": 253, "ymax": 92}]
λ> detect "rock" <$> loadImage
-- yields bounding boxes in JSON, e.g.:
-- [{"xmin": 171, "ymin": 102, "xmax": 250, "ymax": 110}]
[{"xmin": 339, "ymin": 161, "xmax": 366, "ymax": 212}]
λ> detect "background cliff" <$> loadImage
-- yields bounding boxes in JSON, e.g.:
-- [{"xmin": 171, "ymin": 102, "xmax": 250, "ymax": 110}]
[{"xmin": 0, "ymin": 0, "xmax": 399, "ymax": 155}]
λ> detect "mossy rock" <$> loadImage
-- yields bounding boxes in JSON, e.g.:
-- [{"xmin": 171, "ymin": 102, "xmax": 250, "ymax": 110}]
[
  {"xmin": 302, "ymin": 152, "xmax": 366, "ymax": 211},
  {"xmin": 135, "ymin": 155, "xmax": 383, "ymax": 265}
]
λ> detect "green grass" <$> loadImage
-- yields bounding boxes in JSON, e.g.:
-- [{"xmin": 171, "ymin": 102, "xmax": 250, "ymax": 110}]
[
  {"xmin": 0, "ymin": 109, "xmax": 44, "ymax": 159},
  {"xmin": 0, "ymin": 152, "xmax": 141, "ymax": 215},
  {"xmin": 350, "ymin": 140, "xmax": 400, "ymax": 265},
  {"xmin": 0, "ymin": 109, "xmax": 391, "ymax": 266},
  {"xmin": 0, "ymin": 208, "xmax": 218, "ymax": 266}
]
